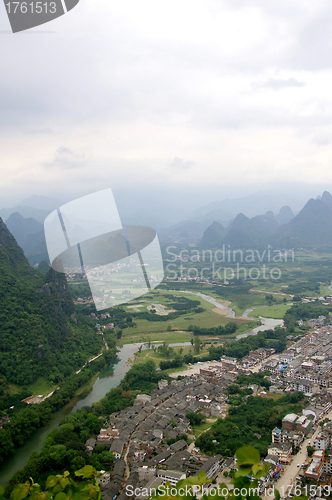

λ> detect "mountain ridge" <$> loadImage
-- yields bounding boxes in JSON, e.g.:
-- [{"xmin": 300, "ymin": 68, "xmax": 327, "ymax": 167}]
[
  {"xmin": 0, "ymin": 218, "xmax": 103, "ymax": 386},
  {"xmin": 201, "ymin": 192, "xmax": 332, "ymax": 249}
]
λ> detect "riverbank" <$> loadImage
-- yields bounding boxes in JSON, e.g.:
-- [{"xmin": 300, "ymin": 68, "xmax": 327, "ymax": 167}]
[
  {"xmin": 0, "ymin": 302, "xmax": 284, "ymax": 487},
  {"xmin": 0, "ymin": 344, "xmax": 139, "ymax": 487}
]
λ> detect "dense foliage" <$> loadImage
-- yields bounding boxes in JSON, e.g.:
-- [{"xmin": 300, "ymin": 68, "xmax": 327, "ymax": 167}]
[
  {"xmin": 188, "ymin": 322, "xmax": 238, "ymax": 336},
  {"xmin": 5, "ymin": 465, "xmax": 103, "ymax": 500},
  {"xmin": 4, "ymin": 360, "xmax": 165, "ymax": 494},
  {"xmin": 207, "ymin": 327, "xmax": 287, "ymax": 360},
  {"xmin": 0, "ymin": 221, "xmax": 105, "ymax": 386},
  {"xmin": 196, "ymin": 392, "xmax": 306, "ymax": 457},
  {"xmin": 285, "ymin": 280, "xmax": 320, "ymax": 295},
  {"xmin": 283, "ymin": 302, "xmax": 332, "ymax": 333},
  {"xmin": 2, "ymin": 446, "xmax": 272, "ymax": 500},
  {"xmin": 0, "ymin": 351, "xmax": 116, "ymax": 467},
  {"xmin": 4, "ymin": 409, "xmax": 111, "ymax": 497}
]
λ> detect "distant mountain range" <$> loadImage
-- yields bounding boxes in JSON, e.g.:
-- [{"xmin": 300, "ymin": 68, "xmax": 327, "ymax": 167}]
[
  {"xmin": 5, "ymin": 212, "xmax": 47, "ymax": 266},
  {"xmin": 159, "ymin": 190, "xmax": 304, "ymax": 243},
  {"xmin": 201, "ymin": 191, "xmax": 332, "ymax": 249},
  {"xmin": 0, "ymin": 196, "xmax": 62, "ymax": 265},
  {"xmin": 3, "ymin": 190, "xmax": 332, "ymax": 265}
]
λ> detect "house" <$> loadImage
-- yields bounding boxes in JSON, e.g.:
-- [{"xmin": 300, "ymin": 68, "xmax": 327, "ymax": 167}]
[
  {"xmin": 264, "ymin": 454, "xmax": 279, "ymax": 466},
  {"xmin": 158, "ymin": 380, "xmax": 168, "ymax": 390},
  {"xmin": 170, "ymin": 439, "xmax": 188, "ymax": 453},
  {"xmin": 272, "ymin": 427, "xmax": 304, "ymax": 447},
  {"xmin": 135, "ymin": 394, "xmax": 152, "ymax": 404},
  {"xmin": 85, "ymin": 438, "xmax": 96, "ymax": 455},
  {"xmin": 112, "ymin": 460, "xmax": 125, "ymax": 482},
  {"xmin": 99, "ymin": 473, "xmax": 111, "ymax": 488},
  {"xmin": 210, "ymin": 403, "xmax": 223, "ymax": 417},
  {"xmin": 110, "ymin": 440, "xmax": 125, "ymax": 459},
  {"xmin": 197, "ymin": 455, "xmax": 222, "ymax": 479},
  {"xmin": 157, "ymin": 470, "xmax": 186, "ymax": 486},
  {"xmin": 313, "ymin": 431, "xmax": 330, "ymax": 450},
  {"xmin": 137, "ymin": 467, "xmax": 156, "ymax": 482},
  {"xmin": 267, "ymin": 443, "xmax": 292, "ymax": 463},
  {"xmin": 98, "ymin": 428, "xmax": 117, "ymax": 442},
  {"xmin": 305, "ymin": 450, "xmax": 325, "ymax": 481},
  {"xmin": 151, "ymin": 450, "xmax": 172, "ymax": 465},
  {"xmin": 282, "ymin": 414, "xmax": 298, "ymax": 431},
  {"xmin": 136, "ymin": 478, "xmax": 163, "ymax": 500}
]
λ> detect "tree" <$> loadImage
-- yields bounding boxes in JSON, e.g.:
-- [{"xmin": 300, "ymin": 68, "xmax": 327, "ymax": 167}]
[
  {"xmin": 307, "ymin": 445, "xmax": 314, "ymax": 457},
  {"xmin": 186, "ymin": 412, "xmax": 205, "ymax": 426},
  {"xmin": 194, "ymin": 336, "xmax": 202, "ymax": 354},
  {"xmin": 7, "ymin": 466, "xmax": 102, "ymax": 500}
]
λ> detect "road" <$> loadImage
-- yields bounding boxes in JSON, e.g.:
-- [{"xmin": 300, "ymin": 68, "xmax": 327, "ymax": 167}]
[
  {"xmin": 263, "ymin": 406, "xmax": 332, "ymax": 499},
  {"xmin": 169, "ymin": 290, "xmax": 236, "ymax": 318},
  {"xmin": 75, "ymin": 338, "xmax": 109, "ymax": 374}
]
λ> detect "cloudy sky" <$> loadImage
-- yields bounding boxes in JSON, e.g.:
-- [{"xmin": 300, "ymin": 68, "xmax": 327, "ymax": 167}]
[{"xmin": 1, "ymin": 0, "xmax": 332, "ymax": 208}]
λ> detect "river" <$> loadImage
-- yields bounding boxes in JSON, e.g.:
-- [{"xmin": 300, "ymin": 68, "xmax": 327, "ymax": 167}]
[
  {"xmin": 0, "ymin": 343, "xmax": 141, "ymax": 487},
  {"xmin": 0, "ymin": 309, "xmax": 283, "ymax": 486}
]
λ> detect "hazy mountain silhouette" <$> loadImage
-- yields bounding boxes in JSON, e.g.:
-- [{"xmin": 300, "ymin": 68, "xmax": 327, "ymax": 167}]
[{"xmin": 201, "ymin": 192, "xmax": 332, "ymax": 249}]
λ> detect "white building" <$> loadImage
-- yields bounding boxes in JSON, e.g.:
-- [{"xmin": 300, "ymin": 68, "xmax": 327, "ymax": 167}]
[{"xmin": 157, "ymin": 470, "xmax": 186, "ymax": 486}]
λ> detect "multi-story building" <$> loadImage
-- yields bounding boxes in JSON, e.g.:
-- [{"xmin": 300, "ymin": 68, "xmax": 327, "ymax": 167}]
[
  {"xmin": 156, "ymin": 470, "xmax": 186, "ymax": 486},
  {"xmin": 267, "ymin": 443, "xmax": 292, "ymax": 463},
  {"xmin": 313, "ymin": 431, "xmax": 330, "ymax": 451}
]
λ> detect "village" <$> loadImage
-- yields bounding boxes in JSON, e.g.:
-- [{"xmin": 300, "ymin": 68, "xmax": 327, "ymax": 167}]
[{"xmin": 83, "ymin": 319, "xmax": 332, "ymax": 500}]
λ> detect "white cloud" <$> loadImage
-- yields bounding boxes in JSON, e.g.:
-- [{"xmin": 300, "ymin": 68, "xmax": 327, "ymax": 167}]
[{"xmin": 1, "ymin": 0, "xmax": 332, "ymax": 204}]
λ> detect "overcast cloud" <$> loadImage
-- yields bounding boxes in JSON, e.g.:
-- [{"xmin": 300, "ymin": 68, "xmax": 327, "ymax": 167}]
[{"xmin": 1, "ymin": 0, "xmax": 332, "ymax": 206}]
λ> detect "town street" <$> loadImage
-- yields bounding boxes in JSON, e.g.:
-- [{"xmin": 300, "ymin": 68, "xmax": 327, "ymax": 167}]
[{"xmin": 263, "ymin": 407, "xmax": 332, "ymax": 500}]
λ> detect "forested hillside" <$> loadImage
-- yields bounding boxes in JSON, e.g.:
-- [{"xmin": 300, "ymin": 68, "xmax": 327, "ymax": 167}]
[{"xmin": 0, "ymin": 218, "xmax": 103, "ymax": 386}]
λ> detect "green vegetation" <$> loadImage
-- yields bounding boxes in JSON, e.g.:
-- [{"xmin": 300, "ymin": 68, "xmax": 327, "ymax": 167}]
[
  {"xmin": 207, "ymin": 326, "xmax": 287, "ymax": 360},
  {"xmin": 284, "ymin": 302, "xmax": 332, "ymax": 332},
  {"xmin": 196, "ymin": 391, "xmax": 306, "ymax": 457},
  {"xmin": 249, "ymin": 303, "xmax": 291, "ymax": 319},
  {"xmin": 6, "ymin": 464, "xmax": 103, "ymax": 500},
  {"xmin": 27, "ymin": 378, "xmax": 57, "ymax": 397},
  {"xmin": 188, "ymin": 322, "xmax": 238, "ymax": 336},
  {"xmin": 1, "ymin": 446, "xmax": 272, "ymax": 500},
  {"xmin": 73, "ymin": 288, "xmax": 254, "ymax": 344},
  {"xmin": 0, "ymin": 221, "xmax": 105, "ymax": 388},
  {"xmin": 4, "ymin": 360, "xmax": 165, "ymax": 493},
  {"xmin": 0, "ymin": 351, "xmax": 116, "ymax": 468},
  {"xmin": 186, "ymin": 412, "xmax": 206, "ymax": 426}
]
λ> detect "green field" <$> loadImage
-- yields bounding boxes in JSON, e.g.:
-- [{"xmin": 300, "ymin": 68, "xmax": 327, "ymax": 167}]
[
  {"xmin": 134, "ymin": 344, "xmax": 211, "ymax": 367},
  {"xmin": 28, "ymin": 378, "xmax": 57, "ymax": 396},
  {"xmin": 248, "ymin": 303, "xmax": 292, "ymax": 319},
  {"xmin": 118, "ymin": 290, "xmax": 255, "ymax": 345},
  {"xmin": 71, "ymin": 250, "xmax": 332, "ymax": 349},
  {"xmin": 192, "ymin": 419, "xmax": 217, "ymax": 437}
]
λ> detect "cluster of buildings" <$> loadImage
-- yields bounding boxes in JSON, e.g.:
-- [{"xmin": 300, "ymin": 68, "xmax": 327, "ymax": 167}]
[
  {"xmin": 85, "ymin": 375, "xmax": 234, "ymax": 500},
  {"xmin": 298, "ymin": 316, "xmax": 327, "ymax": 328},
  {"xmin": 81, "ymin": 325, "xmax": 332, "ymax": 499},
  {"xmin": 261, "ymin": 328, "xmax": 332, "ymax": 396}
]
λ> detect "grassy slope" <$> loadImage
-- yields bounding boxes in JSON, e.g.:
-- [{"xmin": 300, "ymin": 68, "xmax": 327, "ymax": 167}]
[{"xmin": 248, "ymin": 303, "xmax": 292, "ymax": 319}]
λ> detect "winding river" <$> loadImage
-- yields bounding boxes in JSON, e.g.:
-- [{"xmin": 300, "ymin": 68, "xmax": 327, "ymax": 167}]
[
  {"xmin": 0, "ymin": 299, "xmax": 283, "ymax": 487},
  {"xmin": 0, "ymin": 343, "xmax": 140, "ymax": 487}
]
